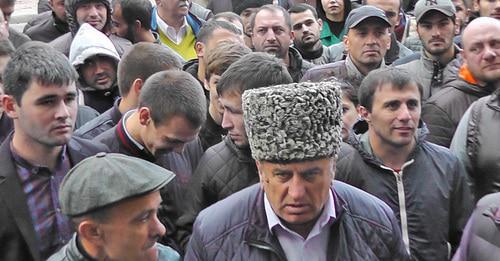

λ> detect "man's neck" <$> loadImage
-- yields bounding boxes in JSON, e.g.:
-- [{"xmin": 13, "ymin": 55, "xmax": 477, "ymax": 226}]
[
  {"xmin": 302, "ymin": 40, "xmax": 323, "ymax": 54},
  {"xmin": 11, "ymin": 131, "xmax": 63, "ymax": 170},
  {"xmin": 118, "ymin": 96, "xmax": 136, "ymax": 114},
  {"xmin": 425, "ymin": 46, "xmax": 455, "ymax": 65},
  {"xmin": 124, "ymin": 111, "xmax": 144, "ymax": 146},
  {"xmin": 197, "ymin": 60, "xmax": 205, "ymax": 82},
  {"xmin": 282, "ymin": 50, "xmax": 291, "ymax": 67},
  {"xmin": 350, "ymin": 56, "xmax": 381, "ymax": 76},
  {"xmin": 368, "ymin": 131, "xmax": 415, "ymax": 170},
  {"xmin": 136, "ymin": 30, "xmax": 157, "ymax": 43},
  {"xmin": 158, "ymin": 9, "xmax": 185, "ymax": 31}
]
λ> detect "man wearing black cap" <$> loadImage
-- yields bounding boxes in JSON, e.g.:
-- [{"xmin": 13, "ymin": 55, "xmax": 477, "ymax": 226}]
[
  {"xmin": 301, "ymin": 5, "xmax": 391, "ymax": 88},
  {"xmin": 185, "ymin": 81, "xmax": 409, "ymax": 260},
  {"xmin": 396, "ymin": 0, "xmax": 460, "ymax": 100},
  {"xmin": 48, "ymin": 153, "xmax": 180, "ymax": 261}
]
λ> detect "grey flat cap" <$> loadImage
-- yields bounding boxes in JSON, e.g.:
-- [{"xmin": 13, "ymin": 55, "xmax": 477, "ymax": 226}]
[
  {"xmin": 242, "ymin": 81, "xmax": 343, "ymax": 162},
  {"xmin": 345, "ymin": 5, "xmax": 391, "ymax": 31},
  {"xmin": 415, "ymin": 0, "xmax": 456, "ymax": 23},
  {"xmin": 59, "ymin": 153, "xmax": 175, "ymax": 217}
]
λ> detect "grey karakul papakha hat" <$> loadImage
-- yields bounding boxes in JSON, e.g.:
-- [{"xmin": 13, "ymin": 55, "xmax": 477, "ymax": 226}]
[{"xmin": 242, "ymin": 81, "xmax": 343, "ymax": 162}]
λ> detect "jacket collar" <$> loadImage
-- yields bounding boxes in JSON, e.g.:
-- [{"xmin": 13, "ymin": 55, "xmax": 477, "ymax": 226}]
[
  {"xmin": 224, "ymin": 136, "xmax": 253, "ymax": 163},
  {"xmin": 0, "ymin": 134, "xmax": 39, "ymax": 261}
]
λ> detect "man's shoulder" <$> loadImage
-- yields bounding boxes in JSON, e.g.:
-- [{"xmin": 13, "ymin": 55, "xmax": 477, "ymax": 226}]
[
  {"xmin": 25, "ymin": 11, "xmax": 52, "ymax": 29},
  {"xmin": 93, "ymin": 125, "xmax": 118, "ymax": 144},
  {"xmin": 68, "ymin": 136, "xmax": 108, "ymax": 160},
  {"xmin": 334, "ymin": 181, "xmax": 395, "ymax": 227},
  {"xmin": 8, "ymin": 28, "xmax": 31, "ymax": 48},
  {"xmin": 301, "ymin": 60, "xmax": 347, "ymax": 82},
  {"xmin": 74, "ymin": 108, "xmax": 118, "ymax": 139},
  {"xmin": 393, "ymin": 52, "xmax": 421, "ymax": 67},
  {"xmin": 50, "ymin": 32, "xmax": 72, "ymax": 55},
  {"xmin": 193, "ymin": 184, "xmax": 259, "ymax": 238}
]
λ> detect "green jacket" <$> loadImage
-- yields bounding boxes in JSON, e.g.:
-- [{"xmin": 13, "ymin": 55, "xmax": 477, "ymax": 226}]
[{"xmin": 320, "ymin": 21, "xmax": 346, "ymax": 47}]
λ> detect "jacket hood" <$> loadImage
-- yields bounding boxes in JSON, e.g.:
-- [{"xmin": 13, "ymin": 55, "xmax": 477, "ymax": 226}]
[
  {"xmin": 65, "ymin": 0, "xmax": 111, "ymax": 35},
  {"xmin": 69, "ymin": 23, "xmax": 120, "ymax": 68}
]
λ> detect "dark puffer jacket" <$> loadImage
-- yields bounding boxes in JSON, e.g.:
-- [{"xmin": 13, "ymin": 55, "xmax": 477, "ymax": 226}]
[
  {"xmin": 422, "ymin": 77, "xmax": 495, "ymax": 148},
  {"xmin": 336, "ymin": 129, "xmax": 473, "ymax": 260},
  {"xmin": 176, "ymin": 136, "xmax": 258, "ymax": 249},
  {"xmin": 186, "ymin": 182, "xmax": 410, "ymax": 260}
]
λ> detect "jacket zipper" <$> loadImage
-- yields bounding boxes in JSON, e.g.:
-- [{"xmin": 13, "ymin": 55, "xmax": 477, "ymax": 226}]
[
  {"xmin": 245, "ymin": 240, "xmax": 286, "ymax": 261},
  {"xmin": 380, "ymin": 159, "xmax": 414, "ymax": 255}
]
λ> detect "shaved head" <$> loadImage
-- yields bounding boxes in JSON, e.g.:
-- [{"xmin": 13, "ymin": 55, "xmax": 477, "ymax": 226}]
[{"xmin": 462, "ymin": 17, "xmax": 500, "ymax": 84}]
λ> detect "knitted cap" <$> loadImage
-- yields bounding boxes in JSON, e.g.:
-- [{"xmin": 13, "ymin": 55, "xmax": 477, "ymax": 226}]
[{"xmin": 242, "ymin": 81, "xmax": 343, "ymax": 162}]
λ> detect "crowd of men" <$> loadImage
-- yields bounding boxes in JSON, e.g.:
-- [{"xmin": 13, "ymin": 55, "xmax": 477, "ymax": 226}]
[{"xmin": 0, "ymin": 0, "xmax": 499, "ymax": 260}]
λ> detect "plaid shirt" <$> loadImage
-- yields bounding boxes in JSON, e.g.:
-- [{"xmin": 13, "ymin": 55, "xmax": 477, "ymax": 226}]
[{"xmin": 11, "ymin": 143, "xmax": 73, "ymax": 259}]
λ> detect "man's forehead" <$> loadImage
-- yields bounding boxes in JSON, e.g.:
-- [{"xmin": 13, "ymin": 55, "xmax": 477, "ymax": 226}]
[
  {"xmin": 374, "ymin": 83, "xmax": 420, "ymax": 99},
  {"xmin": 291, "ymin": 10, "xmax": 316, "ymax": 24},
  {"xmin": 255, "ymin": 10, "xmax": 287, "ymax": 26}
]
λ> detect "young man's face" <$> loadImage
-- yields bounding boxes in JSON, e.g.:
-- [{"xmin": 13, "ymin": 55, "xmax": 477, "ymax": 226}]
[
  {"xmin": 416, "ymin": 11, "xmax": 455, "ymax": 56},
  {"xmin": 361, "ymin": 83, "xmax": 421, "ymax": 150},
  {"xmin": 75, "ymin": 1, "xmax": 107, "ymax": 31},
  {"xmin": 205, "ymin": 74, "xmax": 223, "ymax": 125},
  {"xmin": 141, "ymin": 114, "xmax": 200, "ymax": 156},
  {"xmin": 257, "ymin": 157, "xmax": 334, "ymax": 232},
  {"xmin": 97, "ymin": 191, "xmax": 166, "ymax": 261},
  {"xmin": 290, "ymin": 9, "xmax": 323, "ymax": 50},
  {"xmin": 341, "ymin": 94, "xmax": 358, "ymax": 141},
  {"xmin": 0, "ymin": 3, "xmax": 14, "ymax": 24},
  {"xmin": 80, "ymin": 55, "xmax": 117, "ymax": 91},
  {"xmin": 111, "ymin": 2, "xmax": 134, "ymax": 42},
  {"xmin": 49, "ymin": 0, "xmax": 66, "ymax": 22},
  {"xmin": 477, "ymin": 0, "xmax": 500, "ymax": 19},
  {"xmin": 4, "ymin": 81, "xmax": 78, "ymax": 147},
  {"xmin": 251, "ymin": 9, "xmax": 294, "ymax": 60},
  {"xmin": 344, "ymin": 18, "xmax": 391, "ymax": 69},
  {"xmin": 219, "ymin": 90, "xmax": 248, "ymax": 148}
]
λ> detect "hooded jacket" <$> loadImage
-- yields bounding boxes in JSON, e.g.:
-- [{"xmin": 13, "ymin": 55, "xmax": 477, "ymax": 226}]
[
  {"xmin": 69, "ymin": 24, "xmax": 121, "ymax": 113},
  {"xmin": 336, "ymin": 128, "xmax": 473, "ymax": 260},
  {"xmin": 422, "ymin": 64, "xmax": 496, "ymax": 148},
  {"xmin": 49, "ymin": 0, "xmax": 131, "ymax": 57}
]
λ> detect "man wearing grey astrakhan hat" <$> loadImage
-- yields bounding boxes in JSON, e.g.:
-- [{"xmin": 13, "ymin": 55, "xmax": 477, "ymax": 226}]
[
  {"xmin": 185, "ymin": 81, "xmax": 409, "ymax": 260},
  {"xmin": 48, "ymin": 153, "xmax": 180, "ymax": 261},
  {"xmin": 301, "ymin": 5, "xmax": 391, "ymax": 89},
  {"xmin": 396, "ymin": 0, "xmax": 461, "ymax": 100}
]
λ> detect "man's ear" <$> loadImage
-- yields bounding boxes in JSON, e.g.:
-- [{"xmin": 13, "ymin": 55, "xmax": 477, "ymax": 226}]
[
  {"xmin": 255, "ymin": 161, "xmax": 266, "ymax": 189},
  {"xmin": 78, "ymin": 220, "xmax": 104, "ymax": 246},
  {"xmin": 195, "ymin": 42, "xmax": 205, "ymax": 58},
  {"xmin": 343, "ymin": 35, "xmax": 349, "ymax": 52},
  {"xmin": 134, "ymin": 20, "xmax": 142, "ymax": 33},
  {"xmin": 138, "ymin": 107, "xmax": 152, "ymax": 126},
  {"xmin": 203, "ymin": 78, "xmax": 210, "ymax": 92},
  {"xmin": 317, "ymin": 18, "xmax": 323, "ymax": 30},
  {"xmin": 359, "ymin": 105, "xmax": 371, "ymax": 123},
  {"xmin": 2, "ymin": 95, "xmax": 19, "ymax": 119},
  {"xmin": 131, "ymin": 78, "xmax": 144, "ymax": 96},
  {"xmin": 289, "ymin": 30, "xmax": 295, "ymax": 41}
]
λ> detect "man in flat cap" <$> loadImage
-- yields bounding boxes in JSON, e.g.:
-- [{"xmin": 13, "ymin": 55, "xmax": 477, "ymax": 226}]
[
  {"xmin": 185, "ymin": 81, "xmax": 409, "ymax": 260},
  {"xmin": 48, "ymin": 153, "xmax": 180, "ymax": 260},
  {"xmin": 301, "ymin": 5, "xmax": 391, "ymax": 88}
]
